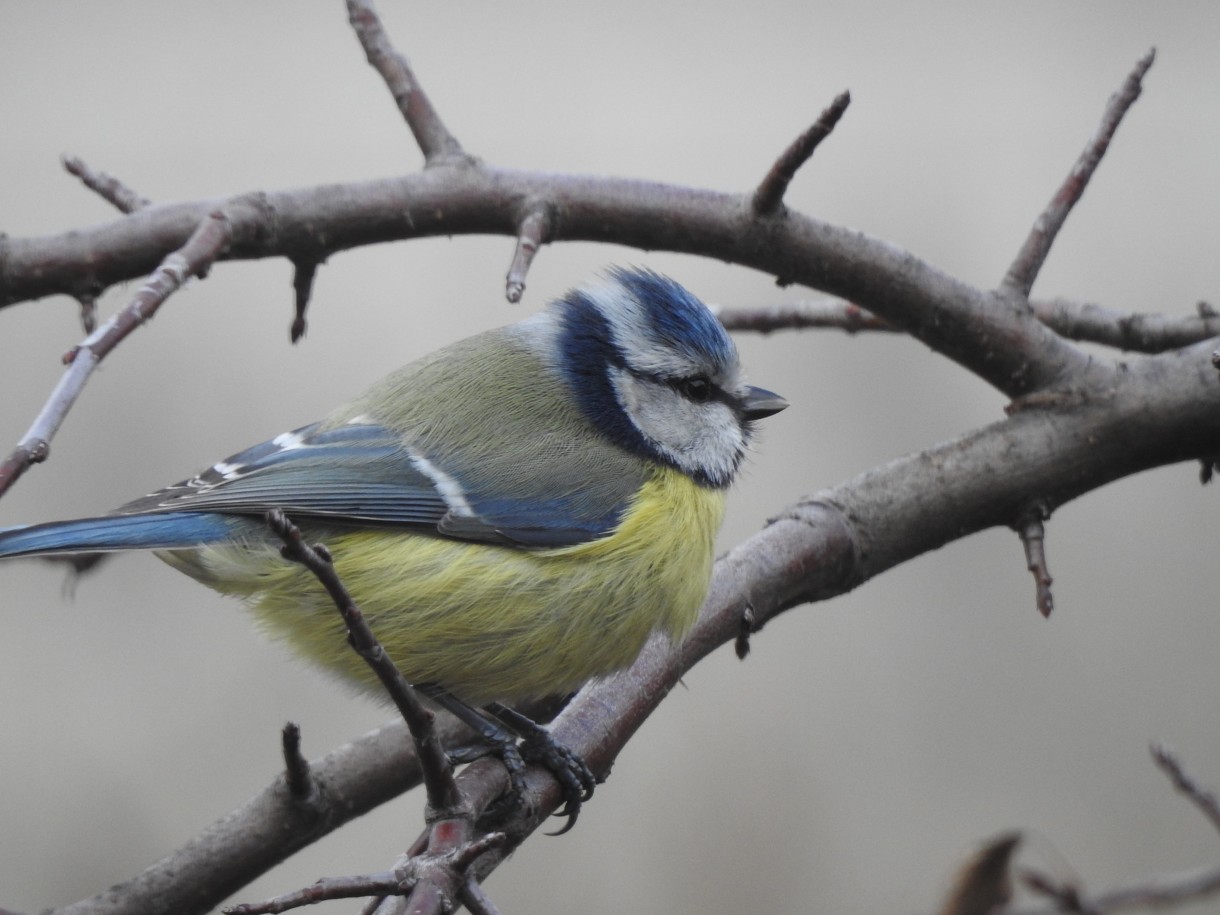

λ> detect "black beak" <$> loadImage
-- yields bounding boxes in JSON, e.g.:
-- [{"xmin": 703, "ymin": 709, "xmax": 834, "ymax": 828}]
[{"xmin": 739, "ymin": 385, "xmax": 788, "ymax": 420}]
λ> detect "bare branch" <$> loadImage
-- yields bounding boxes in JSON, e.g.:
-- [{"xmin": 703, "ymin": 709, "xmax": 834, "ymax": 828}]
[
  {"xmin": 346, "ymin": 0, "xmax": 466, "ymax": 164},
  {"xmin": 0, "ymin": 210, "xmax": 231, "ymax": 501},
  {"xmin": 1021, "ymin": 870, "xmax": 1102, "ymax": 915},
  {"xmin": 505, "ymin": 208, "xmax": 549, "ymax": 303},
  {"xmin": 1012, "ymin": 866, "xmax": 1220, "ymax": 915},
  {"xmin": 62, "ymin": 154, "xmax": 151, "ymax": 214},
  {"xmin": 1002, "ymin": 49, "xmax": 1155, "ymax": 298},
  {"xmin": 717, "ymin": 298, "xmax": 894, "ymax": 335},
  {"xmin": 266, "ymin": 510, "xmax": 463, "ymax": 817},
  {"xmin": 1151, "ymin": 742, "xmax": 1220, "ymax": 835},
  {"xmin": 752, "ymin": 92, "xmax": 850, "ymax": 216},
  {"xmin": 75, "ymin": 291, "xmax": 97, "ymax": 334},
  {"xmin": 1015, "ymin": 503, "xmax": 1055, "ymax": 618},
  {"xmin": 460, "ymin": 876, "xmax": 505, "ymax": 915},
  {"xmin": 280, "ymin": 723, "xmax": 313, "ymax": 802},
  {"xmin": 289, "ymin": 258, "xmax": 319, "ymax": 343},
  {"xmin": 722, "ymin": 295, "xmax": 1220, "ymax": 354},
  {"xmin": 1032, "ymin": 296, "xmax": 1220, "ymax": 352},
  {"xmin": 0, "ymin": 167, "xmax": 1088, "ymax": 397},
  {"xmin": 226, "ymin": 871, "xmax": 407, "ymax": 915}
]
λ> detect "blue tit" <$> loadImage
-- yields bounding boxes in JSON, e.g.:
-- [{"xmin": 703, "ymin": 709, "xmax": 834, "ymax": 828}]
[{"xmin": 0, "ymin": 266, "xmax": 785, "ymax": 805}]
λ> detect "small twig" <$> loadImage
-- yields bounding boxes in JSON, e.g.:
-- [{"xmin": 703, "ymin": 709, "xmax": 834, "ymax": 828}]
[
  {"xmin": 735, "ymin": 603, "xmax": 756, "ymax": 660},
  {"xmin": 281, "ymin": 723, "xmax": 314, "ymax": 801},
  {"xmin": 1021, "ymin": 869, "xmax": 1101, "ymax": 915},
  {"xmin": 290, "ymin": 258, "xmax": 320, "ymax": 343},
  {"xmin": 61, "ymin": 154, "xmax": 151, "ymax": 213},
  {"xmin": 1151, "ymin": 742, "xmax": 1220, "ymax": 835},
  {"xmin": 1002, "ymin": 49, "xmax": 1155, "ymax": 298},
  {"xmin": 253, "ymin": 513, "xmax": 511, "ymax": 915},
  {"xmin": 1015, "ymin": 503, "xmax": 1054, "ymax": 618},
  {"xmin": 505, "ymin": 208, "xmax": 549, "ymax": 303},
  {"xmin": 225, "ymin": 871, "xmax": 408, "ymax": 915},
  {"xmin": 717, "ymin": 298, "xmax": 893, "ymax": 335},
  {"xmin": 75, "ymin": 291, "xmax": 98, "ymax": 333},
  {"xmin": 265, "ymin": 510, "xmax": 462, "ymax": 816},
  {"xmin": 346, "ymin": 0, "xmax": 466, "ymax": 164},
  {"xmin": 1031, "ymin": 297, "xmax": 1220, "ymax": 353},
  {"xmin": 0, "ymin": 210, "xmax": 231, "ymax": 501},
  {"xmin": 751, "ymin": 90, "xmax": 850, "ymax": 216},
  {"xmin": 720, "ymin": 294, "xmax": 1220, "ymax": 353},
  {"xmin": 460, "ymin": 875, "xmax": 505, "ymax": 915}
]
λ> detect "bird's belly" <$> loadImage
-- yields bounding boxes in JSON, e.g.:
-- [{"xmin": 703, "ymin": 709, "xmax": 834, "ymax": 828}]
[{"xmin": 169, "ymin": 467, "xmax": 725, "ymax": 705}]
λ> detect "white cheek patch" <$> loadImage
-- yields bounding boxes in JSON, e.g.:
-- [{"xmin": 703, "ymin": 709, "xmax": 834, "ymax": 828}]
[{"xmin": 609, "ymin": 367, "xmax": 744, "ymax": 486}]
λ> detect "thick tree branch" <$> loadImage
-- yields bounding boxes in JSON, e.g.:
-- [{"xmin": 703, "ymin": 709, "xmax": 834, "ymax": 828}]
[{"xmin": 0, "ymin": 166, "xmax": 1088, "ymax": 398}]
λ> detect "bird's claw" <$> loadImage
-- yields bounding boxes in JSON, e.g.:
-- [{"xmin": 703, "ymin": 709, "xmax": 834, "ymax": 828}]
[{"xmin": 518, "ymin": 729, "xmax": 598, "ymax": 835}]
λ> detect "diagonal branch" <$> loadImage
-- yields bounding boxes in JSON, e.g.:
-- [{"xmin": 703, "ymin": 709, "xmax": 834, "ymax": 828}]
[
  {"xmin": 346, "ymin": 0, "xmax": 467, "ymax": 165},
  {"xmin": 1002, "ymin": 49, "xmax": 1155, "ymax": 298},
  {"xmin": 1151, "ymin": 742, "xmax": 1220, "ymax": 835},
  {"xmin": 62, "ymin": 155, "xmax": 151, "ymax": 214},
  {"xmin": 751, "ymin": 91, "xmax": 850, "ymax": 216},
  {"xmin": 0, "ymin": 210, "xmax": 232, "ymax": 500}
]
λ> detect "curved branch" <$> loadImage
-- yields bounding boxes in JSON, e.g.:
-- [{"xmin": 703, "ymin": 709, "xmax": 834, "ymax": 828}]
[{"xmin": 0, "ymin": 165, "xmax": 1087, "ymax": 397}]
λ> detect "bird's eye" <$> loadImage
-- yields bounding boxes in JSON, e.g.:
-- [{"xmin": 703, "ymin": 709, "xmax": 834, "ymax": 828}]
[{"xmin": 680, "ymin": 376, "xmax": 713, "ymax": 403}]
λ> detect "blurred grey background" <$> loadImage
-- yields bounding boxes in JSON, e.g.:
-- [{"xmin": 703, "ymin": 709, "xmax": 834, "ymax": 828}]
[{"xmin": 2, "ymin": 2, "xmax": 1219, "ymax": 913}]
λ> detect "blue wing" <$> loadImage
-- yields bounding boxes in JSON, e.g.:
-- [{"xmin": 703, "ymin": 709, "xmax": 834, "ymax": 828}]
[
  {"xmin": 117, "ymin": 421, "xmax": 452, "ymax": 528},
  {"xmin": 0, "ymin": 419, "xmax": 639, "ymax": 559}
]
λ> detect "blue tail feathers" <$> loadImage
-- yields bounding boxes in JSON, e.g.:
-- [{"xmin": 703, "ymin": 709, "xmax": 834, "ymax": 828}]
[{"xmin": 0, "ymin": 512, "xmax": 235, "ymax": 558}]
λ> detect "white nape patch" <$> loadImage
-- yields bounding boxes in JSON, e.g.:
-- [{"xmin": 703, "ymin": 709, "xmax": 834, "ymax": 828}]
[
  {"xmin": 409, "ymin": 451, "xmax": 475, "ymax": 517},
  {"xmin": 511, "ymin": 308, "xmax": 564, "ymax": 368},
  {"xmin": 609, "ymin": 366, "xmax": 745, "ymax": 486},
  {"xmin": 346, "ymin": 413, "xmax": 377, "ymax": 425},
  {"xmin": 271, "ymin": 429, "xmax": 307, "ymax": 450}
]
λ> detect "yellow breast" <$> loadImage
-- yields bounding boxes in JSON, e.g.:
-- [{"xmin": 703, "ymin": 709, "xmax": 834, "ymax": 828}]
[{"xmin": 172, "ymin": 465, "xmax": 725, "ymax": 704}]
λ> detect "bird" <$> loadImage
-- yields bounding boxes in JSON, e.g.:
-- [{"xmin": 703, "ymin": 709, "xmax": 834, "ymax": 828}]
[{"xmin": 0, "ymin": 266, "xmax": 786, "ymax": 823}]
